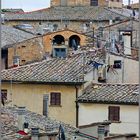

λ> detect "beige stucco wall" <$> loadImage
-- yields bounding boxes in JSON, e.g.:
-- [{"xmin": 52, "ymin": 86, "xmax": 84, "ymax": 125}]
[
  {"xmin": 79, "ymin": 103, "xmax": 139, "ymax": 135},
  {"xmin": 108, "ymin": 1, "xmax": 122, "ymax": 8},
  {"xmin": 2, "ymin": 83, "xmax": 81, "ymax": 126},
  {"xmin": 107, "ymin": 54, "xmax": 139, "ymax": 83}
]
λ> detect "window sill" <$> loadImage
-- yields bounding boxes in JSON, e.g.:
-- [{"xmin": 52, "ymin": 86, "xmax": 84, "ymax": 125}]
[
  {"xmin": 109, "ymin": 121, "xmax": 121, "ymax": 123},
  {"xmin": 49, "ymin": 105, "xmax": 62, "ymax": 107}
]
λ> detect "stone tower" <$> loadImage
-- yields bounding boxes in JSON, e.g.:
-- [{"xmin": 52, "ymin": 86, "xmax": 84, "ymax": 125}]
[{"xmin": 50, "ymin": 0, "xmax": 122, "ymax": 7}]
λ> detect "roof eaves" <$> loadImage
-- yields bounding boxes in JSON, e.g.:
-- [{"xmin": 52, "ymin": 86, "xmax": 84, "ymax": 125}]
[
  {"xmin": 77, "ymin": 99, "xmax": 138, "ymax": 105},
  {"xmin": 2, "ymin": 80, "xmax": 85, "ymax": 86}
]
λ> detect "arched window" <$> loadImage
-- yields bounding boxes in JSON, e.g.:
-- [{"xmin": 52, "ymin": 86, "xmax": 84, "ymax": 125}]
[
  {"xmin": 69, "ymin": 35, "xmax": 80, "ymax": 50},
  {"xmin": 53, "ymin": 35, "xmax": 65, "ymax": 45}
]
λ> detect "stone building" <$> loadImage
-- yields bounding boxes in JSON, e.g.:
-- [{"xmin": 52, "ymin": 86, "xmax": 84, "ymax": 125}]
[
  {"xmin": 1, "ymin": 25, "xmax": 35, "ymax": 69},
  {"xmin": 51, "ymin": 0, "xmax": 108, "ymax": 7},
  {"xmin": 7, "ymin": 29, "xmax": 88, "ymax": 68}
]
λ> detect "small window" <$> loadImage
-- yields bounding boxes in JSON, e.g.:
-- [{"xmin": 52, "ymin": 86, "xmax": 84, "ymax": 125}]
[
  {"xmin": 50, "ymin": 92, "xmax": 61, "ymax": 105},
  {"xmin": 90, "ymin": 0, "xmax": 98, "ymax": 6},
  {"xmin": 22, "ymin": 60, "xmax": 26, "ymax": 63},
  {"xmin": 108, "ymin": 106, "xmax": 120, "ymax": 122},
  {"xmin": 113, "ymin": 60, "xmax": 121, "ymax": 69},
  {"xmin": 21, "ymin": 45, "xmax": 26, "ymax": 48}
]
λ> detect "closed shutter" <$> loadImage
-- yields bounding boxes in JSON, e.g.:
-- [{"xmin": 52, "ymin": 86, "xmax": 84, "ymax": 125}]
[
  {"xmin": 50, "ymin": 92, "xmax": 61, "ymax": 105},
  {"xmin": 108, "ymin": 106, "xmax": 120, "ymax": 121}
]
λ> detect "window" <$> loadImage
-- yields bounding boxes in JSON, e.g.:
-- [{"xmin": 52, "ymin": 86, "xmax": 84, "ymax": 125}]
[
  {"xmin": 90, "ymin": 0, "xmax": 98, "ymax": 6},
  {"xmin": 50, "ymin": 92, "xmax": 61, "ymax": 105},
  {"xmin": 1, "ymin": 90, "xmax": 7, "ymax": 106},
  {"xmin": 21, "ymin": 60, "xmax": 26, "ymax": 63},
  {"xmin": 108, "ymin": 106, "xmax": 120, "ymax": 122},
  {"xmin": 21, "ymin": 45, "xmax": 26, "ymax": 48},
  {"xmin": 113, "ymin": 60, "xmax": 121, "ymax": 69}
]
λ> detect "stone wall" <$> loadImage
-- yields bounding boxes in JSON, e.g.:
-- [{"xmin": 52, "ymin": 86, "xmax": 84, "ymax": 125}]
[
  {"xmin": 51, "ymin": 0, "xmax": 107, "ymax": 6},
  {"xmin": 8, "ymin": 29, "xmax": 88, "ymax": 67}
]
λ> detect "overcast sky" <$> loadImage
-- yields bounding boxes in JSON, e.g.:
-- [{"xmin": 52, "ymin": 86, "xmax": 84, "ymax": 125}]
[{"xmin": 2, "ymin": 0, "xmax": 138, "ymax": 12}]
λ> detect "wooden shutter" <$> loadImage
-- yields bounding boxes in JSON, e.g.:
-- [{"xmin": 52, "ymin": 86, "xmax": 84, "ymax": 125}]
[
  {"xmin": 50, "ymin": 92, "xmax": 61, "ymax": 105},
  {"xmin": 108, "ymin": 106, "xmax": 120, "ymax": 121}
]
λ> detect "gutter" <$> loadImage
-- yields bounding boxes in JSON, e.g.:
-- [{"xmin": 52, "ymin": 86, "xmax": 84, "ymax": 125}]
[
  {"xmin": 75, "ymin": 85, "xmax": 79, "ymax": 128},
  {"xmin": 2, "ymin": 80, "xmax": 84, "ymax": 86}
]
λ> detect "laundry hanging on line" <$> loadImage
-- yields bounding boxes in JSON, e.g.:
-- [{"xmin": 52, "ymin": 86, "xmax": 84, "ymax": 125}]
[{"xmin": 87, "ymin": 60, "xmax": 104, "ymax": 69}]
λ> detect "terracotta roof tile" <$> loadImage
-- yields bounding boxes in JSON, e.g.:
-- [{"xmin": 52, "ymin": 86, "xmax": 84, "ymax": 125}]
[
  {"xmin": 2, "ymin": 25, "xmax": 35, "ymax": 48},
  {"xmin": 2, "ymin": 51, "xmax": 103, "ymax": 83},
  {"xmin": 4, "ymin": 6, "xmax": 128, "ymax": 21},
  {"xmin": 1, "ymin": 107, "xmax": 90, "ymax": 140},
  {"xmin": 77, "ymin": 83, "xmax": 139, "ymax": 104}
]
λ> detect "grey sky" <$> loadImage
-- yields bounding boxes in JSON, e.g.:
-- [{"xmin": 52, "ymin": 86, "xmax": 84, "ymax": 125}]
[{"xmin": 2, "ymin": 0, "xmax": 138, "ymax": 12}]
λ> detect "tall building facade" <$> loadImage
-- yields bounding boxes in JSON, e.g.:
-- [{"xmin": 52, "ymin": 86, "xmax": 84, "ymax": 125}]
[{"xmin": 51, "ymin": 0, "xmax": 107, "ymax": 7}]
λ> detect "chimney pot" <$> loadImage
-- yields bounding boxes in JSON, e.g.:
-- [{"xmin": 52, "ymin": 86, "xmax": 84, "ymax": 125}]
[
  {"xmin": 17, "ymin": 106, "xmax": 26, "ymax": 130},
  {"xmin": 98, "ymin": 125, "xmax": 105, "ymax": 140},
  {"xmin": 31, "ymin": 128, "xmax": 39, "ymax": 140}
]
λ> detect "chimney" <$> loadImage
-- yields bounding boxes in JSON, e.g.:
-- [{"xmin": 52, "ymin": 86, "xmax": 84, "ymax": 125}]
[
  {"xmin": 17, "ymin": 106, "xmax": 26, "ymax": 130},
  {"xmin": 31, "ymin": 128, "xmax": 39, "ymax": 140},
  {"xmin": 98, "ymin": 125, "xmax": 105, "ymax": 140}
]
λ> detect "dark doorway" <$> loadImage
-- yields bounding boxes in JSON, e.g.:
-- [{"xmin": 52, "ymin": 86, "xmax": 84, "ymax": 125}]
[{"xmin": 1, "ymin": 49, "xmax": 8, "ymax": 69}]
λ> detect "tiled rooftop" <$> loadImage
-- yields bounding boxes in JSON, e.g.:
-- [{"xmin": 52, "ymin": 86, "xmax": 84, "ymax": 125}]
[
  {"xmin": 2, "ymin": 25, "xmax": 35, "ymax": 48},
  {"xmin": 4, "ymin": 6, "xmax": 128, "ymax": 21},
  {"xmin": 1, "ymin": 51, "xmax": 103, "ymax": 84},
  {"xmin": 2, "ymin": 107, "xmax": 89, "ymax": 140},
  {"xmin": 77, "ymin": 83, "xmax": 139, "ymax": 105}
]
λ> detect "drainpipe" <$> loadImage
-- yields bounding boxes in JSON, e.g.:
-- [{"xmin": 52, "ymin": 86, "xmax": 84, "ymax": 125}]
[
  {"xmin": 17, "ymin": 106, "xmax": 26, "ymax": 130},
  {"xmin": 75, "ymin": 85, "xmax": 79, "ymax": 128},
  {"xmin": 31, "ymin": 128, "xmax": 39, "ymax": 140}
]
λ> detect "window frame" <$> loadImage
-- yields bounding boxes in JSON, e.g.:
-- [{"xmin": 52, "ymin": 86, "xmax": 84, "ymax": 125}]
[
  {"xmin": 90, "ymin": 0, "xmax": 98, "ymax": 6},
  {"xmin": 50, "ymin": 92, "xmax": 61, "ymax": 106},
  {"xmin": 108, "ymin": 106, "xmax": 120, "ymax": 122},
  {"xmin": 113, "ymin": 60, "xmax": 122, "ymax": 69}
]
